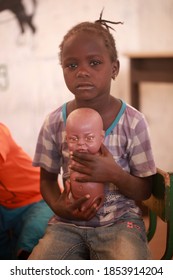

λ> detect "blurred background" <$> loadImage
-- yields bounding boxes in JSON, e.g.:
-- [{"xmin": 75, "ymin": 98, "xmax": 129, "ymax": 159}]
[{"xmin": 0, "ymin": 0, "xmax": 173, "ymax": 170}]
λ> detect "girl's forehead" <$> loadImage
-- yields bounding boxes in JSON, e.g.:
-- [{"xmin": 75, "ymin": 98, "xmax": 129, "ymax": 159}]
[
  {"xmin": 68, "ymin": 31, "xmax": 101, "ymax": 41},
  {"xmin": 62, "ymin": 32, "xmax": 107, "ymax": 57}
]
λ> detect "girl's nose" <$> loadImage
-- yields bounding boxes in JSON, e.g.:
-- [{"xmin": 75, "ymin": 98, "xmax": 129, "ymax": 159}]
[{"xmin": 76, "ymin": 67, "xmax": 90, "ymax": 78}]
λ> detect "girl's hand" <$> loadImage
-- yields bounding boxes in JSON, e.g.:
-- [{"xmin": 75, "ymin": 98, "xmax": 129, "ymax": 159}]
[
  {"xmin": 70, "ymin": 143, "xmax": 118, "ymax": 183},
  {"xmin": 70, "ymin": 144, "xmax": 153, "ymax": 201},
  {"xmin": 53, "ymin": 180, "xmax": 99, "ymax": 221}
]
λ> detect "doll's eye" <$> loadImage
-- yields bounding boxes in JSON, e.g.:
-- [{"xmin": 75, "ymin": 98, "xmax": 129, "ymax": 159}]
[
  {"xmin": 68, "ymin": 136, "xmax": 78, "ymax": 142},
  {"xmin": 85, "ymin": 135, "xmax": 95, "ymax": 142}
]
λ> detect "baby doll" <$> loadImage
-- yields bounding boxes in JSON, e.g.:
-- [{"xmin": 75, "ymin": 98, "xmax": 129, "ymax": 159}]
[{"xmin": 66, "ymin": 108, "xmax": 105, "ymax": 210}]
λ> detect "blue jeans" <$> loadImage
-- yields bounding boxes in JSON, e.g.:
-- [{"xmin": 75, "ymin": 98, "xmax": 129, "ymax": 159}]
[
  {"xmin": 0, "ymin": 200, "xmax": 53, "ymax": 259},
  {"xmin": 29, "ymin": 213, "xmax": 151, "ymax": 260}
]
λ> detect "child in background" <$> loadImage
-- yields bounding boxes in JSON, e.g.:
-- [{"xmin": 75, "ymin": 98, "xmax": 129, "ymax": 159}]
[
  {"xmin": 0, "ymin": 123, "xmax": 53, "ymax": 259},
  {"xmin": 66, "ymin": 108, "xmax": 105, "ymax": 211},
  {"xmin": 29, "ymin": 11, "xmax": 156, "ymax": 260}
]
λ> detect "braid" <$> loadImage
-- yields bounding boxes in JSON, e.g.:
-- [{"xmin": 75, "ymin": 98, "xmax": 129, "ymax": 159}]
[
  {"xmin": 59, "ymin": 10, "xmax": 123, "ymax": 64},
  {"xmin": 95, "ymin": 8, "xmax": 123, "ymax": 32}
]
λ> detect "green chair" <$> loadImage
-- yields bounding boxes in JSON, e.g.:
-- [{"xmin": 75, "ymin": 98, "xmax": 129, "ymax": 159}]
[{"xmin": 142, "ymin": 168, "xmax": 173, "ymax": 259}]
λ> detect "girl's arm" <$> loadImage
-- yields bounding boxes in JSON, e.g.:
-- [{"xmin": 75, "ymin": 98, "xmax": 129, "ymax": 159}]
[
  {"xmin": 40, "ymin": 167, "xmax": 61, "ymax": 210},
  {"xmin": 40, "ymin": 167, "xmax": 99, "ymax": 220}
]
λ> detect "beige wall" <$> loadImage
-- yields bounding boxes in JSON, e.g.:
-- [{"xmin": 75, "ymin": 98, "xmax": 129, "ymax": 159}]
[{"xmin": 0, "ymin": 0, "xmax": 173, "ymax": 170}]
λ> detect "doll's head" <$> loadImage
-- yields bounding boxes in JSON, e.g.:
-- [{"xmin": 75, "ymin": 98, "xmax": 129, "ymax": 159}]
[{"xmin": 66, "ymin": 108, "xmax": 105, "ymax": 154}]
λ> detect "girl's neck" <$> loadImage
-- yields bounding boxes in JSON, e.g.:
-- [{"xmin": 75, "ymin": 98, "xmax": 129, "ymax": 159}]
[
  {"xmin": 67, "ymin": 95, "xmax": 117, "ymax": 113},
  {"xmin": 67, "ymin": 96, "xmax": 122, "ymax": 131}
]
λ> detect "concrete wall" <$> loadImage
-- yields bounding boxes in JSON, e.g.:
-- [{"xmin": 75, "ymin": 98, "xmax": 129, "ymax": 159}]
[{"xmin": 0, "ymin": 0, "xmax": 173, "ymax": 170}]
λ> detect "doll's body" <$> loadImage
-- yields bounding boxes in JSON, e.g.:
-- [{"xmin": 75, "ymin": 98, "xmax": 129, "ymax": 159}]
[
  {"xmin": 70, "ymin": 172, "xmax": 104, "ymax": 210},
  {"xmin": 66, "ymin": 108, "xmax": 105, "ymax": 210}
]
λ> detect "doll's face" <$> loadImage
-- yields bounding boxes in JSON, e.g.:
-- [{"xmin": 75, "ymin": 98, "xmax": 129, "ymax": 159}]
[
  {"xmin": 66, "ymin": 109, "xmax": 104, "ymax": 154},
  {"xmin": 66, "ymin": 121, "xmax": 104, "ymax": 154}
]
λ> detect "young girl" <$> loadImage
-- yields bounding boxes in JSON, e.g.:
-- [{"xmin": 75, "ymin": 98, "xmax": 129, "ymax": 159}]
[{"xmin": 29, "ymin": 12, "xmax": 156, "ymax": 260}]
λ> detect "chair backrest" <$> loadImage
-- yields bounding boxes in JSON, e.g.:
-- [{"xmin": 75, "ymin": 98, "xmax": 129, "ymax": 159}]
[
  {"xmin": 143, "ymin": 168, "xmax": 173, "ymax": 259},
  {"xmin": 143, "ymin": 168, "xmax": 173, "ymax": 221}
]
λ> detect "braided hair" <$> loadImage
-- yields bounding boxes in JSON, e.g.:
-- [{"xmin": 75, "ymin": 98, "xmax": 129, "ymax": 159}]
[{"xmin": 59, "ymin": 9, "xmax": 123, "ymax": 64}]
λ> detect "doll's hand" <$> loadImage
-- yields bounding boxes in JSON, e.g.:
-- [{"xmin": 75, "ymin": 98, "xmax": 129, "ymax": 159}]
[
  {"xmin": 53, "ymin": 180, "xmax": 98, "ymax": 221},
  {"xmin": 70, "ymin": 143, "xmax": 119, "ymax": 183}
]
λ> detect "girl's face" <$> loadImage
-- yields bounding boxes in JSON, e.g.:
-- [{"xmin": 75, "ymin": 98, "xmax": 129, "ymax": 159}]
[{"xmin": 61, "ymin": 32, "xmax": 119, "ymax": 102}]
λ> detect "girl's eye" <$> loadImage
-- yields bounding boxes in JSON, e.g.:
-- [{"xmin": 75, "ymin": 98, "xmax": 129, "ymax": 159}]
[
  {"xmin": 67, "ymin": 63, "xmax": 77, "ymax": 69},
  {"xmin": 90, "ymin": 60, "xmax": 101, "ymax": 66}
]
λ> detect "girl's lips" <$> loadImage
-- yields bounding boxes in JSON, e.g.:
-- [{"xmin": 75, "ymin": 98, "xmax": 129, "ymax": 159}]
[{"xmin": 76, "ymin": 83, "xmax": 94, "ymax": 90}]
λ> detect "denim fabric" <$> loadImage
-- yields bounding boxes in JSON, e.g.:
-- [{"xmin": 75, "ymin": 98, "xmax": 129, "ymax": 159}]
[
  {"xmin": 29, "ymin": 213, "xmax": 151, "ymax": 260},
  {"xmin": 0, "ymin": 200, "xmax": 53, "ymax": 259}
]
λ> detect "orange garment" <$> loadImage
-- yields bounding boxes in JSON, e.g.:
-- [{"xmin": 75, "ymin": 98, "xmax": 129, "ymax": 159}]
[{"xmin": 0, "ymin": 123, "xmax": 42, "ymax": 208}]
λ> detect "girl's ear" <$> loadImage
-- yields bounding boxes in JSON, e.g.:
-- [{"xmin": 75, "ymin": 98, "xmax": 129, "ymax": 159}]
[{"xmin": 112, "ymin": 60, "xmax": 120, "ymax": 80}]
